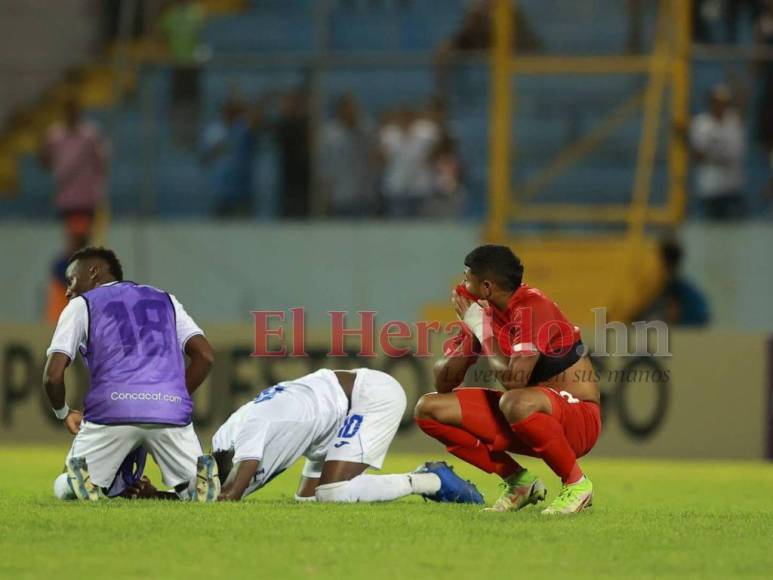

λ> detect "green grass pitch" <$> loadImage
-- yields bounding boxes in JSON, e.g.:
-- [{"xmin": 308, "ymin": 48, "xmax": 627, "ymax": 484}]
[{"xmin": 0, "ymin": 446, "xmax": 771, "ymax": 579}]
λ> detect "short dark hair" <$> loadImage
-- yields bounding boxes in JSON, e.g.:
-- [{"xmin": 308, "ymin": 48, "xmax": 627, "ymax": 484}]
[
  {"xmin": 464, "ymin": 244, "xmax": 523, "ymax": 291},
  {"xmin": 213, "ymin": 449, "xmax": 234, "ymax": 486},
  {"xmin": 660, "ymin": 239, "xmax": 683, "ymax": 270},
  {"xmin": 69, "ymin": 246, "xmax": 124, "ymax": 281}
]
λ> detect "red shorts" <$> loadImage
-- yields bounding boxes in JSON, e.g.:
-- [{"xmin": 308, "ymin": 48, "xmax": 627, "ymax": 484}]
[{"xmin": 455, "ymin": 387, "xmax": 601, "ymax": 458}]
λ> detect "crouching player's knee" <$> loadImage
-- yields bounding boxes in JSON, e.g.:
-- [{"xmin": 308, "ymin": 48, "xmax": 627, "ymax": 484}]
[
  {"xmin": 53, "ymin": 473, "xmax": 76, "ymax": 500},
  {"xmin": 498, "ymin": 389, "xmax": 549, "ymax": 423},
  {"xmin": 315, "ymin": 481, "xmax": 354, "ymax": 503},
  {"xmin": 414, "ymin": 393, "xmax": 450, "ymax": 422}
]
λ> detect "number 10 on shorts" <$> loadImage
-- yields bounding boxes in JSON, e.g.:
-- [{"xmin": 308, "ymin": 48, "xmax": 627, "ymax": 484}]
[{"xmin": 337, "ymin": 415, "xmax": 364, "ymax": 439}]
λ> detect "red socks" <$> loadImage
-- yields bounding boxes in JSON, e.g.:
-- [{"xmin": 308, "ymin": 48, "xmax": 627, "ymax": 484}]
[
  {"xmin": 416, "ymin": 418, "xmax": 521, "ymax": 479},
  {"xmin": 510, "ymin": 413, "xmax": 583, "ymax": 484}
]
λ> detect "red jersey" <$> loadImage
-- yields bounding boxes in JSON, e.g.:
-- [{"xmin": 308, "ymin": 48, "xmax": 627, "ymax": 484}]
[{"xmin": 446, "ymin": 284, "xmax": 583, "ymax": 385}]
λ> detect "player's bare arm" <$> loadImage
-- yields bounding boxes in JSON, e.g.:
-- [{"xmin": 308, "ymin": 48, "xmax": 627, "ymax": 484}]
[
  {"xmin": 295, "ymin": 476, "xmax": 320, "ymax": 499},
  {"xmin": 43, "ymin": 352, "xmax": 81, "ymax": 435},
  {"xmin": 218, "ymin": 459, "xmax": 260, "ymax": 501},
  {"xmin": 184, "ymin": 334, "xmax": 215, "ymax": 395},
  {"xmin": 452, "ymin": 288, "xmax": 538, "ymax": 390},
  {"xmin": 433, "ymin": 340, "xmax": 479, "ymax": 393}
]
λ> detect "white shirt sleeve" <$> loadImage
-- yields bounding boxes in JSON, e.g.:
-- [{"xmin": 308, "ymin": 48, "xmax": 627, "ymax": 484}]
[
  {"xmin": 233, "ymin": 423, "xmax": 268, "ymax": 464},
  {"xmin": 46, "ymin": 297, "xmax": 88, "ymax": 364},
  {"xmin": 168, "ymin": 293, "xmax": 204, "ymax": 351}
]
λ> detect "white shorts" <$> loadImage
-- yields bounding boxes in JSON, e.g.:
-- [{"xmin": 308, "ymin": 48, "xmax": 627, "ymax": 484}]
[
  {"xmin": 66, "ymin": 420, "xmax": 203, "ymax": 488},
  {"xmin": 302, "ymin": 368, "xmax": 407, "ymax": 477}
]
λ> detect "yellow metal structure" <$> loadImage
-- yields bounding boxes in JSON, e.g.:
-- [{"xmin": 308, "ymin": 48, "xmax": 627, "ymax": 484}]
[
  {"xmin": 429, "ymin": 0, "xmax": 691, "ymax": 326},
  {"xmin": 487, "ymin": 0, "xmax": 690, "ymax": 235}
]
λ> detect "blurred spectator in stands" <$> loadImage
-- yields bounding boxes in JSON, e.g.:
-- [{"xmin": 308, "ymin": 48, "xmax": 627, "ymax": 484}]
[
  {"xmin": 726, "ymin": 0, "xmax": 761, "ymax": 43},
  {"xmin": 693, "ymin": 0, "xmax": 719, "ymax": 43},
  {"xmin": 39, "ymin": 96, "xmax": 109, "ymax": 239},
  {"xmin": 101, "ymin": 0, "xmax": 147, "ymax": 48},
  {"xmin": 626, "ymin": 0, "xmax": 645, "ymax": 53},
  {"xmin": 689, "ymin": 84, "xmax": 746, "ymax": 220},
  {"xmin": 200, "ymin": 96, "xmax": 256, "ymax": 218},
  {"xmin": 46, "ymin": 228, "xmax": 90, "ymax": 324},
  {"xmin": 318, "ymin": 93, "xmax": 378, "ymax": 217},
  {"xmin": 274, "ymin": 89, "xmax": 311, "ymax": 218},
  {"xmin": 159, "ymin": 0, "xmax": 207, "ymax": 148},
  {"xmin": 427, "ymin": 133, "xmax": 466, "ymax": 218},
  {"xmin": 755, "ymin": 1, "xmax": 773, "ymax": 208},
  {"xmin": 639, "ymin": 239, "xmax": 710, "ymax": 327},
  {"xmin": 756, "ymin": 1, "xmax": 773, "ymax": 150},
  {"xmin": 435, "ymin": 0, "xmax": 541, "ymax": 95},
  {"xmin": 379, "ymin": 102, "xmax": 441, "ymax": 218},
  {"xmin": 425, "ymin": 98, "xmax": 465, "ymax": 218}
]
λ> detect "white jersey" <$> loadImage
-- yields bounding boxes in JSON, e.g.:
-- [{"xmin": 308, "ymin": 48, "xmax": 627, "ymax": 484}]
[{"xmin": 211, "ymin": 368, "xmax": 406, "ymax": 498}]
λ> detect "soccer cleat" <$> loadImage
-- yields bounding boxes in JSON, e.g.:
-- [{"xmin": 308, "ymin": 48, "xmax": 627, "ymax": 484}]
[
  {"xmin": 414, "ymin": 461, "xmax": 484, "ymax": 504},
  {"xmin": 65, "ymin": 457, "xmax": 102, "ymax": 501},
  {"xmin": 482, "ymin": 469, "xmax": 547, "ymax": 512},
  {"xmin": 192, "ymin": 454, "xmax": 220, "ymax": 503},
  {"xmin": 541, "ymin": 476, "xmax": 593, "ymax": 515}
]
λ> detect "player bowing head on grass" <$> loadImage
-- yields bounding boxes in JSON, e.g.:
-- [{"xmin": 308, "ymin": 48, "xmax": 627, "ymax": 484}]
[
  {"xmin": 44, "ymin": 246, "xmax": 220, "ymax": 502},
  {"xmin": 415, "ymin": 244, "xmax": 601, "ymax": 515},
  {"xmin": 211, "ymin": 367, "xmax": 483, "ymax": 504}
]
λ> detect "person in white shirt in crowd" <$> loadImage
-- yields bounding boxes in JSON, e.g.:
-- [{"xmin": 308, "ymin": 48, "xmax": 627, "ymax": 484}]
[
  {"xmin": 380, "ymin": 105, "xmax": 441, "ymax": 218},
  {"xmin": 689, "ymin": 84, "xmax": 747, "ymax": 220},
  {"xmin": 318, "ymin": 93, "xmax": 379, "ymax": 217}
]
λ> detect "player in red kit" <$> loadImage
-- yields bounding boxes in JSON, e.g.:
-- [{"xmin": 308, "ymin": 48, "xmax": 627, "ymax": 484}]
[{"xmin": 415, "ymin": 245, "xmax": 601, "ymax": 515}]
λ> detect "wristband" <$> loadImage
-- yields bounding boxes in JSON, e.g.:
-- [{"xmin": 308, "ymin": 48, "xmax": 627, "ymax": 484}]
[
  {"xmin": 463, "ymin": 303, "xmax": 486, "ymax": 343},
  {"xmin": 53, "ymin": 403, "xmax": 70, "ymax": 420}
]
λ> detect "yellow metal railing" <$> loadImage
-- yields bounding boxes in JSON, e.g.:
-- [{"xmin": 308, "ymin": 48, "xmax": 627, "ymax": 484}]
[{"xmin": 485, "ymin": 0, "xmax": 692, "ymax": 240}]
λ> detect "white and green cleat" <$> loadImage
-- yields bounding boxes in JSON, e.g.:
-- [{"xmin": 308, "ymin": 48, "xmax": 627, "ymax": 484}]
[
  {"xmin": 65, "ymin": 456, "xmax": 102, "ymax": 501},
  {"xmin": 541, "ymin": 477, "xmax": 593, "ymax": 515},
  {"xmin": 191, "ymin": 454, "xmax": 220, "ymax": 502},
  {"xmin": 482, "ymin": 469, "xmax": 547, "ymax": 512}
]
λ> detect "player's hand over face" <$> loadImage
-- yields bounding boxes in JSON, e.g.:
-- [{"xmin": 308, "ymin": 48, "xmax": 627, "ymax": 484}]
[
  {"xmin": 452, "ymin": 289, "xmax": 474, "ymax": 320},
  {"xmin": 64, "ymin": 410, "xmax": 83, "ymax": 435}
]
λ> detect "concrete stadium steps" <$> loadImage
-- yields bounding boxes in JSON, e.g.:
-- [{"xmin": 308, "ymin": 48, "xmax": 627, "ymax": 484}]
[{"xmin": 421, "ymin": 237, "xmax": 664, "ymax": 327}]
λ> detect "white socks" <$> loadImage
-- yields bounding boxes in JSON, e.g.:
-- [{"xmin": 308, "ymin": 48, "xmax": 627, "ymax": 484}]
[
  {"xmin": 314, "ymin": 472, "xmax": 441, "ymax": 503},
  {"xmin": 408, "ymin": 472, "xmax": 442, "ymax": 496}
]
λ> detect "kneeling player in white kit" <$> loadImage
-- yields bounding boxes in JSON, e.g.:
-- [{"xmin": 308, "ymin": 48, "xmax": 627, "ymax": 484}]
[
  {"xmin": 212, "ymin": 367, "xmax": 484, "ymax": 503},
  {"xmin": 44, "ymin": 247, "xmax": 220, "ymax": 502}
]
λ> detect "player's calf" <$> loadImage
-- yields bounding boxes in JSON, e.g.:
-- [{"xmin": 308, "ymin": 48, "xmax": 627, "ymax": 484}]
[{"xmin": 314, "ymin": 471, "xmax": 444, "ymax": 503}]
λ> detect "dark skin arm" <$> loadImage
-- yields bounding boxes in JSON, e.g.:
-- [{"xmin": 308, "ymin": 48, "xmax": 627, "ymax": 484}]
[
  {"xmin": 433, "ymin": 349, "xmax": 478, "ymax": 393},
  {"xmin": 451, "ymin": 291, "xmax": 538, "ymax": 391},
  {"xmin": 218, "ymin": 460, "xmax": 260, "ymax": 501},
  {"xmin": 43, "ymin": 352, "xmax": 82, "ymax": 435},
  {"xmin": 296, "ymin": 476, "xmax": 319, "ymax": 498},
  {"xmin": 184, "ymin": 335, "xmax": 214, "ymax": 396},
  {"xmin": 433, "ymin": 326, "xmax": 481, "ymax": 393}
]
